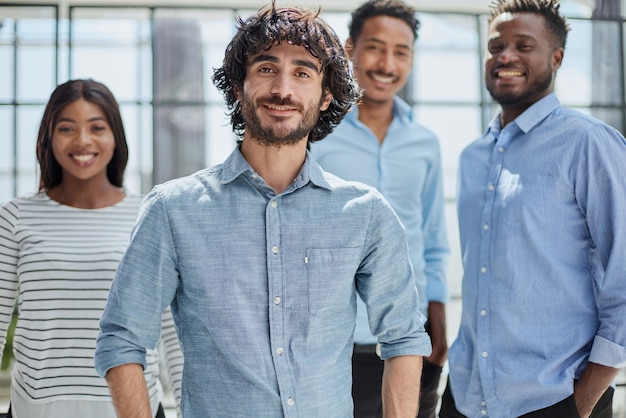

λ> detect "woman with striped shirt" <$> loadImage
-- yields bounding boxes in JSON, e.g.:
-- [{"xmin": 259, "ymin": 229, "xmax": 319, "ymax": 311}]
[{"xmin": 0, "ymin": 79, "xmax": 182, "ymax": 418}]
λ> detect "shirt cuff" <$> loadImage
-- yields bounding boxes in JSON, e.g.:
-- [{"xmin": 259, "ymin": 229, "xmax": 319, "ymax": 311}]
[{"xmin": 588, "ymin": 335, "xmax": 626, "ymax": 368}]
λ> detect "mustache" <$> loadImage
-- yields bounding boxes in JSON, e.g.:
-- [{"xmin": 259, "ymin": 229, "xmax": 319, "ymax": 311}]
[
  {"xmin": 257, "ymin": 96, "xmax": 303, "ymax": 110},
  {"xmin": 366, "ymin": 70, "xmax": 399, "ymax": 81}
]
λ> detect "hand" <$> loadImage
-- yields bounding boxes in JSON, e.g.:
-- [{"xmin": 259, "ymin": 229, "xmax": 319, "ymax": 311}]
[{"xmin": 425, "ymin": 302, "xmax": 447, "ymax": 367}]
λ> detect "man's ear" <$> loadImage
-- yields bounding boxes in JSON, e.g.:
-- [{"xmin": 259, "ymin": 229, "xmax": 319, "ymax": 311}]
[
  {"xmin": 320, "ymin": 89, "xmax": 333, "ymax": 112},
  {"xmin": 233, "ymin": 85, "xmax": 241, "ymax": 101},
  {"xmin": 345, "ymin": 37, "xmax": 354, "ymax": 59}
]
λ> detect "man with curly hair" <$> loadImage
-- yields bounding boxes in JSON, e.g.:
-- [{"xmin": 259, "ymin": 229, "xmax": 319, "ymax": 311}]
[
  {"xmin": 95, "ymin": 3, "xmax": 432, "ymax": 417},
  {"xmin": 441, "ymin": 1, "xmax": 626, "ymax": 417},
  {"xmin": 311, "ymin": 1, "xmax": 448, "ymax": 417}
]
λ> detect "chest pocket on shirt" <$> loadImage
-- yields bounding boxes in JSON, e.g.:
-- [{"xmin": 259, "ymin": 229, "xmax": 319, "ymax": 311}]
[
  {"xmin": 305, "ymin": 247, "xmax": 363, "ymax": 318},
  {"xmin": 496, "ymin": 173, "xmax": 563, "ymax": 229}
]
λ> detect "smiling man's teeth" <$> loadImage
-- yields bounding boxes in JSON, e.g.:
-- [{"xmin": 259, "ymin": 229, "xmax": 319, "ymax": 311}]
[
  {"xmin": 73, "ymin": 154, "xmax": 95, "ymax": 162},
  {"xmin": 498, "ymin": 70, "xmax": 523, "ymax": 78},
  {"xmin": 372, "ymin": 74, "xmax": 395, "ymax": 84}
]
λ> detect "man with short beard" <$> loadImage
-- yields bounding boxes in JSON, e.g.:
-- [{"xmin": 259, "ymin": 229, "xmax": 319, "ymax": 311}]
[
  {"xmin": 95, "ymin": 3, "xmax": 432, "ymax": 418},
  {"xmin": 311, "ymin": 1, "xmax": 449, "ymax": 417},
  {"xmin": 441, "ymin": 1, "xmax": 626, "ymax": 418}
]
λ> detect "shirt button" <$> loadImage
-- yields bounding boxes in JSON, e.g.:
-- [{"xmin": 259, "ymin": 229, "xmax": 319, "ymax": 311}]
[
  {"xmin": 277, "ymin": 347, "xmax": 284, "ymax": 355},
  {"xmin": 273, "ymin": 296, "xmax": 281, "ymax": 305},
  {"xmin": 481, "ymin": 409, "xmax": 487, "ymax": 415},
  {"xmin": 498, "ymin": 146, "xmax": 504, "ymax": 153},
  {"xmin": 272, "ymin": 246, "xmax": 279, "ymax": 254},
  {"xmin": 488, "ymin": 184, "xmax": 495, "ymax": 191},
  {"xmin": 481, "ymin": 266, "xmax": 487, "ymax": 273},
  {"xmin": 481, "ymin": 401, "xmax": 487, "ymax": 406},
  {"xmin": 271, "ymin": 201, "xmax": 277, "ymax": 208},
  {"xmin": 483, "ymin": 224, "xmax": 489, "ymax": 231},
  {"xmin": 287, "ymin": 397, "xmax": 295, "ymax": 406},
  {"xmin": 480, "ymin": 309, "xmax": 487, "ymax": 316},
  {"xmin": 482, "ymin": 351, "xmax": 488, "ymax": 358}
]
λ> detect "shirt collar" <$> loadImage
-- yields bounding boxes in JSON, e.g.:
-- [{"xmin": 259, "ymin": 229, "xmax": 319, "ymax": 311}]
[
  {"xmin": 487, "ymin": 93, "xmax": 561, "ymax": 136},
  {"xmin": 219, "ymin": 145, "xmax": 332, "ymax": 191},
  {"xmin": 345, "ymin": 95, "xmax": 413, "ymax": 124}
]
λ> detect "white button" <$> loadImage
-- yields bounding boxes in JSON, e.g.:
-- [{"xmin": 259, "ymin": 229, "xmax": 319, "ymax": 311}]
[
  {"xmin": 481, "ymin": 401, "xmax": 486, "ymax": 406},
  {"xmin": 287, "ymin": 397, "xmax": 295, "ymax": 406},
  {"xmin": 482, "ymin": 351, "xmax": 488, "ymax": 358},
  {"xmin": 273, "ymin": 296, "xmax": 281, "ymax": 305},
  {"xmin": 498, "ymin": 146, "xmax": 504, "ymax": 153},
  {"xmin": 483, "ymin": 224, "xmax": 489, "ymax": 231},
  {"xmin": 277, "ymin": 347, "xmax": 284, "ymax": 355},
  {"xmin": 480, "ymin": 309, "xmax": 487, "ymax": 316},
  {"xmin": 272, "ymin": 246, "xmax": 279, "ymax": 254},
  {"xmin": 271, "ymin": 201, "xmax": 277, "ymax": 208},
  {"xmin": 488, "ymin": 184, "xmax": 495, "ymax": 191},
  {"xmin": 251, "ymin": 174, "xmax": 258, "ymax": 179},
  {"xmin": 481, "ymin": 410, "xmax": 487, "ymax": 415},
  {"xmin": 481, "ymin": 266, "xmax": 487, "ymax": 273}
]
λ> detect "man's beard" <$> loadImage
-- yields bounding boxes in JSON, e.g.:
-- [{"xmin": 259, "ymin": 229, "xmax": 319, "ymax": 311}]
[
  {"xmin": 486, "ymin": 63, "xmax": 553, "ymax": 107},
  {"xmin": 241, "ymin": 93, "xmax": 323, "ymax": 147}
]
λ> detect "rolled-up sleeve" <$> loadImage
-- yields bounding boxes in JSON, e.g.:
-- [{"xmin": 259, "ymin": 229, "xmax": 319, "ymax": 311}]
[
  {"xmin": 581, "ymin": 125, "xmax": 626, "ymax": 368},
  {"xmin": 356, "ymin": 193, "xmax": 432, "ymax": 360},
  {"xmin": 95, "ymin": 189, "xmax": 180, "ymax": 377}
]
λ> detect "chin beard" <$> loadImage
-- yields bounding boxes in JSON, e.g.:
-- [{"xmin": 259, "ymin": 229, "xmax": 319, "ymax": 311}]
[{"xmin": 241, "ymin": 94, "xmax": 323, "ymax": 147}]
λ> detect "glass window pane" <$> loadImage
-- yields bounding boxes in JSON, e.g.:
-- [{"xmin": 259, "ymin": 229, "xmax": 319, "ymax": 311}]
[
  {"xmin": 17, "ymin": 45, "xmax": 56, "ymax": 101},
  {"xmin": 415, "ymin": 14, "xmax": 480, "ymax": 102},
  {"xmin": 414, "ymin": 105, "xmax": 481, "ymax": 199},
  {"xmin": 16, "ymin": 105, "xmax": 41, "ymax": 196}
]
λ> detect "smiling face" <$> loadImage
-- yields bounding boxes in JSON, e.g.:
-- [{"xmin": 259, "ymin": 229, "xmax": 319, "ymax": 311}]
[
  {"xmin": 51, "ymin": 98, "xmax": 116, "ymax": 186},
  {"xmin": 485, "ymin": 12, "xmax": 563, "ymax": 121},
  {"xmin": 348, "ymin": 15, "xmax": 414, "ymax": 106},
  {"xmin": 239, "ymin": 43, "xmax": 332, "ymax": 147}
]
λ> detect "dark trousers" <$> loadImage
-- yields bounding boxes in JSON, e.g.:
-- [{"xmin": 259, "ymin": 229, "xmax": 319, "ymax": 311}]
[
  {"xmin": 352, "ymin": 348, "xmax": 443, "ymax": 418},
  {"xmin": 4, "ymin": 402, "xmax": 167, "ymax": 418},
  {"xmin": 439, "ymin": 379, "xmax": 614, "ymax": 418}
]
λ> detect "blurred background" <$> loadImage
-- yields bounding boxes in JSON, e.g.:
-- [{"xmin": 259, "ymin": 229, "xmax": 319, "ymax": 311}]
[{"xmin": 0, "ymin": 0, "xmax": 625, "ymax": 416}]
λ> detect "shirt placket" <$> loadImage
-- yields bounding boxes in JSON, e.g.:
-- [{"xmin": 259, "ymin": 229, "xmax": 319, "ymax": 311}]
[
  {"xmin": 265, "ymin": 195, "xmax": 298, "ymax": 416},
  {"xmin": 476, "ymin": 129, "xmax": 511, "ymax": 417}
]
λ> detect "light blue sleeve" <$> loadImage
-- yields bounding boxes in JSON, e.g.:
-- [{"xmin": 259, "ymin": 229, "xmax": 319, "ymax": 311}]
[
  {"xmin": 95, "ymin": 189, "xmax": 180, "ymax": 377},
  {"xmin": 421, "ymin": 139, "xmax": 450, "ymax": 305},
  {"xmin": 356, "ymin": 191, "xmax": 431, "ymax": 360},
  {"xmin": 579, "ymin": 124, "xmax": 626, "ymax": 368}
]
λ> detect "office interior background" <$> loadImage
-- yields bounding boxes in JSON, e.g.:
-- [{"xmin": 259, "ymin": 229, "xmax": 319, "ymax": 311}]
[{"xmin": 1, "ymin": 0, "xmax": 625, "ymax": 415}]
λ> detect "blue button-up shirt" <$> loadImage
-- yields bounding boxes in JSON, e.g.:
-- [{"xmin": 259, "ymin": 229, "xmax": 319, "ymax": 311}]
[
  {"xmin": 311, "ymin": 97, "xmax": 449, "ymax": 344},
  {"xmin": 95, "ymin": 147, "xmax": 431, "ymax": 418},
  {"xmin": 450, "ymin": 93, "xmax": 626, "ymax": 417}
]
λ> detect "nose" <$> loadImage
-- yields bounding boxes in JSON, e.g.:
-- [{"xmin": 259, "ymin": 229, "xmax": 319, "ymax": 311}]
[
  {"xmin": 75, "ymin": 128, "xmax": 92, "ymax": 145},
  {"xmin": 269, "ymin": 71, "xmax": 294, "ymax": 98},
  {"xmin": 377, "ymin": 50, "xmax": 396, "ymax": 74},
  {"xmin": 496, "ymin": 46, "xmax": 516, "ymax": 65}
]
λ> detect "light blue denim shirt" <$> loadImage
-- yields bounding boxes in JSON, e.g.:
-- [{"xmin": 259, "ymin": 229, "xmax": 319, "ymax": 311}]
[
  {"xmin": 449, "ymin": 93, "xmax": 626, "ymax": 417},
  {"xmin": 311, "ymin": 97, "xmax": 449, "ymax": 345},
  {"xmin": 95, "ymin": 147, "xmax": 431, "ymax": 418}
]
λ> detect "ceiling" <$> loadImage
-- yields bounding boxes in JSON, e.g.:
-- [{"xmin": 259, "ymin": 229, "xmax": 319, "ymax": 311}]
[{"xmin": 0, "ymin": 0, "xmax": 599, "ymax": 14}]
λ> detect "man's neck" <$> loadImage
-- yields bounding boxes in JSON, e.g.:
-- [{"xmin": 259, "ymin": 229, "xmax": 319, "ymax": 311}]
[
  {"xmin": 357, "ymin": 97, "xmax": 395, "ymax": 144},
  {"xmin": 240, "ymin": 136, "xmax": 308, "ymax": 194}
]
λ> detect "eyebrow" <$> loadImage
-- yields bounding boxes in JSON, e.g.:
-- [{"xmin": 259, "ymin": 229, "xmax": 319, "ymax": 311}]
[
  {"xmin": 57, "ymin": 116, "xmax": 106, "ymax": 123},
  {"xmin": 249, "ymin": 54, "xmax": 322, "ymax": 74},
  {"xmin": 362, "ymin": 36, "xmax": 413, "ymax": 51}
]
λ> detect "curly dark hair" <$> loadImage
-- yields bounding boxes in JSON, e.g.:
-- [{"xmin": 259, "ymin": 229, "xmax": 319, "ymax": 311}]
[
  {"xmin": 488, "ymin": 0, "xmax": 570, "ymax": 48},
  {"xmin": 212, "ymin": 1, "xmax": 361, "ymax": 143},
  {"xmin": 349, "ymin": 0, "xmax": 420, "ymax": 44},
  {"xmin": 36, "ymin": 79, "xmax": 128, "ymax": 191}
]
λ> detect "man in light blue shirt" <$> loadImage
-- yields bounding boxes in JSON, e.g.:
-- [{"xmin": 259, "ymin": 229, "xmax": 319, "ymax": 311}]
[
  {"xmin": 441, "ymin": 1, "xmax": 626, "ymax": 417},
  {"xmin": 95, "ymin": 4, "xmax": 431, "ymax": 418},
  {"xmin": 311, "ymin": 1, "xmax": 449, "ymax": 417}
]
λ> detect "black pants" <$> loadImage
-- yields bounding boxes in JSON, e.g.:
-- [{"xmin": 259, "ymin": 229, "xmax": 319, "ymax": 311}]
[
  {"xmin": 351, "ymin": 349, "xmax": 442, "ymax": 418},
  {"xmin": 5, "ymin": 402, "xmax": 167, "ymax": 418},
  {"xmin": 439, "ymin": 379, "xmax": 614, "ymax": 418}
]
